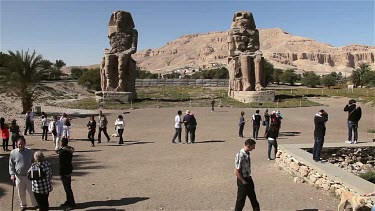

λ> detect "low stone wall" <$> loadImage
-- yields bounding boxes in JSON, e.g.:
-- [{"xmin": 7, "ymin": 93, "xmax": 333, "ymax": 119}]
[{"xmin": 275, "ymin": 150, "xmax": 374, "ymax": 208}]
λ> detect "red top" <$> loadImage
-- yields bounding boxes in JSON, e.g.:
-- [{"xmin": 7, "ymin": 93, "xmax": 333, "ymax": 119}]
[{"xmin": 1, "ymin": 127, "xmax": 10, "ymax": 139}]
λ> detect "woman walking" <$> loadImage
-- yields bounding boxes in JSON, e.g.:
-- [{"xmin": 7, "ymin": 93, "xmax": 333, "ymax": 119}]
[
  {"xmin": 239, "ymin": 111, "xmax": 246, "ymax": 138},
  {"xmin": 0, "ymin": 117, "xmax": 10, "ymax": 152},
  {"xmin": 266, "ymin": 123, "xmax": 279, "ymax": 160},
  {"xmin": 115, "ymin": 115, "xmax": 125, "ymax": 144},
  {"xmin": 87, "ymin": 116, "xmax": 96, "ymax": 147},
  {"xmin": 29, "ymin": 150, "xmax": 53, "ymax": 211},
  {"xmin": 9, "ymin": 119, "xmax": 20, "ymax": 149},
  {"xmin": 41, "ymin": 113, "xmax": 49, "ymax": 141}
]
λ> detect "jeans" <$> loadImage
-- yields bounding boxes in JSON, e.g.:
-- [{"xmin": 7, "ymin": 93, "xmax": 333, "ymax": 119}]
[
  {"xmin": 265, "ymin": 121, "xmax": 270, "ymax": 132},
  {"xmin": 118, "ymin": 129, "xmax": 124, "ymax": 144},
  {"xmin": 267, "ymin": 138, "xmax": 278, "ymax": 159},
  {"xmin": 42, "ymin": 126, "xmax": 48, "ymax": 140},
  {"xmin": 239, "ymin": 125, "xmax": 244, "ymax": 138},
  {"xmin": 252, "ymin": 125, "xmax": 260, "ymax": 140},
  {"xmin": 347, "ymin": 121, "xmax": 358, "ymax": 141},
  {"xmin": 185, "ymin": 126, "xmax": 196, "ymax": 143},
  {"xmin": 313, "ymin": 136, "xmax": 325, "ymax": 161},
  {"xmin": 88, "ymin": 130, "xmax": 96, "ymax": 145},
  {"xmin": 235, "ymin": 177, "xmax": 260, "ymax": 211},
  {"xmin": 98, "ymin": 127, "xmax": 110, "ymax": 142},
  {"xmin": 24, "ymin": 121, "xmax": 32, "ymax": 135},
  {"xmin": 172, "ymin": 128, "xmax": 182, "ymax": 143},
  {"xmin": 61, "ymin": 175, "xmax": 76, "ymax": 206},
  {"xmin": 33, "ymin": 192, "xmax": 49, "ymax": 211},
  {"xmin": 2, "ymin": 138, "xmax": 9, "ymax": 151}
]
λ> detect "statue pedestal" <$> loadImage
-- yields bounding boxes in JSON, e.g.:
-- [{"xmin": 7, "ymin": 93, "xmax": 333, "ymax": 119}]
[
  {"xmin": 229, "ymin": 90, "xmax": 275, "ymax": 103},
  {"xmin": 95, "ymin": 91, "xmax": 137, "ymax": 103}
]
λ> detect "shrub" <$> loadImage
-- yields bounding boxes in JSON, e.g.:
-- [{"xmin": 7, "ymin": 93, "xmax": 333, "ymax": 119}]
[
  {"xmin": 359, "ymin": 171, "xmax": 375, "ymax": 184},
  {"xmin": 78, "ymin": 68, "xmax": 100, "ymax": 91}
]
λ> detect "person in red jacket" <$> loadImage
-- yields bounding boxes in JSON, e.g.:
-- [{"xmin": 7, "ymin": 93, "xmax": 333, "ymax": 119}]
[{"xmin": 1, "ymin": 117, "xmax": 10, "ymax": 152}]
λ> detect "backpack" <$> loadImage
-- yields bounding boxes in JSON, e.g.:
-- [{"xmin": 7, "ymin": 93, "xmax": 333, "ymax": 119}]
[
  {"xmin": 65, "ymin": 118, "xmax": 71, "ymax": 126},
  {"xmin": 27, "ymin": 164, "xmax": 46, "ymax": 180}
]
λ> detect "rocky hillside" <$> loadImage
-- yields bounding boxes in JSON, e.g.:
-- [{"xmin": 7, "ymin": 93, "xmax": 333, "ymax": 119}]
[{"xmin": 132, "ymin": 28, "xmax": 375, "ymax": 75}]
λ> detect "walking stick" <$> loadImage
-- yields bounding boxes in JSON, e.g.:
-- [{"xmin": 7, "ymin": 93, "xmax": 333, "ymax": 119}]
[{"xmin": 11, "ymin": 177, "xmax": 15, "ymax": 211}]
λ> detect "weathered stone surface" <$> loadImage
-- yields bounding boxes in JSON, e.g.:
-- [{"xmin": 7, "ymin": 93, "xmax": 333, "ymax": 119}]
[
  {"xmin": 290, "ymin": 162, "xmax": 300, "ymax": 171},
  {"xmin": 299, "ymin": 166, "xmax": 309, "ymax": 177},
  {"xmin": 100, "ymin": 10, "xmax": 138, "ymax": 101},
  {"xmin": 229, "ymin": 90, "xmax": 275, "ymax": 103},
  {"xmin": 293, "ymin": 177, "xmax": 305, "ymax": 184},
  {"xmin": 309, "ymin": 175, "xmax": 318, "ymax": 183}
]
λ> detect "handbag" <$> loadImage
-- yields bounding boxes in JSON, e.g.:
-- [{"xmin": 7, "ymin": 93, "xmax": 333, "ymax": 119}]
[{"xmin": 27, "ymin": 164, "xmax": 46, "ymax": 180}]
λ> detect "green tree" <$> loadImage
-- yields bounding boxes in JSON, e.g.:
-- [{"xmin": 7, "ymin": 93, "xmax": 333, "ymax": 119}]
[
  {"xmin": 78, "ymin": 68, "xmax": 101, "ymax": 90},
  {"xmin": 71, "ymin": 67, "xmax": 88, "ymax": 79},
  {"xmin": 191, "ymin": 67, "xmax": 229, "ymax": 79},
  {"xmin": 351, "ymin": 63, "xmax": 371, "ymax": 87},
  {"xmin": 272, "ymin": 69, "xmax": 283, "ymax": 85},
  {"xmin": 0, "ymin": 50, "xmax": 43, "ymax": 113},
  {"xmin": 38, "ymin": 59, "xmax": 54, "ymax": 80},
  {"xmin": 135, "ymin": 68, "xmax": 158, "ymax": 79},
  {"xmin": 263, "ymin": 60, "xmax": 274, "ymax": 86},
  {"xmin": 301, "ymin": 71, "xmax": 320, "ymax": 87},
  {"xmin": 362, "ymin": 71, "xmax": 375, "ymax": 87},
  {"xmin": 321, "ymin": 74, "xmax": 337, "ymax": 89},
  {"xmin": 280, "ymin": 69, "xmax": 298, "ymax": 85}
]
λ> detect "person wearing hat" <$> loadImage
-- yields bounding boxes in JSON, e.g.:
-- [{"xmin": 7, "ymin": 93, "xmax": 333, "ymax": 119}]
[
  {"xmin": 183, "ymin": 110, "xmax": 196, "ymax": 144},
  {"xmin": 10, "ymin": 119, "xmax": 20, "ymax": 150},
  {"xmin": 313, "ymin": 109, "xmax": 328, "ymax": 163}
]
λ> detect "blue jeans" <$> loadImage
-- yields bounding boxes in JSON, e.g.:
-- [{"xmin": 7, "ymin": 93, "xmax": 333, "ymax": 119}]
[
  {"xmin": 313, "ymin": 136, "xmax": 324, "ymax": 161},
  {"xmin": 267, "ymin": 138, "xmax": 278, "ymax": 159},
  {"xmin": 253, "ymin": 125, "xmax": 260, "ymax": 140},
  {"xmin": 347, "ymin": 121, "xmax": 358, "ymax": 141}
]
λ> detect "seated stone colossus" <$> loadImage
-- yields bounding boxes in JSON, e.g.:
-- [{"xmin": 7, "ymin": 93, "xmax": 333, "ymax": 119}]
[
  {"xmin": 227, "ymin": 11, "xmax": 266, "ymax": 93},
  {"xmin": 100, "ymin": 10, "xmax": 138, "ymax": 92}
]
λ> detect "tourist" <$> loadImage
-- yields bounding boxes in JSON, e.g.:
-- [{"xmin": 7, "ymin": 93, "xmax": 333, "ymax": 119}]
[
  {"xmin": 172, "ymin": 110, "xmax": 183, "ymax": 143},
  {"xmin": 211, "ymin": 97, "xmax": 215, "ymax": 112},
  {"xmin": 234, "ymin": 138, "xmax": 260, "ymax": 211},
  {"xmin": 115, "ymin": 115, "xmax": 125, "ymax": 144},
  {"xmin": 41, "ymin": 113, "xmax": 49, "ymax": 141},
  {"xmin": 183, "ymin": 110, "xmax": 196, "ymax": 144},
  {"xmin": 24, "ymin": 109, "xmax": 34, "ymax": 135},
  {"xmin": 60, "ymin": 113, "xmax": 71, "ymax": 141},
  {"xmin": 313, "ymin": 109, "xmax": 328, "ymax": 163},
  {"xmin": 270, "ymin": 111, "xmax": 282, "ymax": 132},
  {"xmin": 239, "ymin": 111, "xmax": 246, "ymax": 138},
  {"xmin": 266, "ymin": 123, "xmax": 279, "ymax": 160},
  {"xmin": 263, "ymin": 109, "xmax": 270, "ymax": 137},
  {"xmin": 344, "ymin": 99, "xmax": 362, "ymax": 144},
  {"xmin": 1, "ymin": 117, "xmax": 10, "ymax": 151},
  {"xmin": 9, "ymin": 137, "xmax": 38, "ymax": 210},
  {"xmin": 10, "ymin": 119, "xmax": 20, "ymax": 149},
  {"xmin": 48, "ymin": 116, "xmax": 63, "ymax": 153},
  {"xmin": 29, "ymin": 150, "xmax": 53, "ymax": 211},
  {"xmin": 87, "ymin": 116, "xmax": 96, "ymax": 147},
  {"xmin": 58, "ymin": 138, "xmax": 76, "ymax": 210},
  {"xmin": 251, "ymin": 110, "xmax": 262, "ymax": 140},
  {"xmin": 98, "ymin": 110, "xmax": 110, "ymax": 143}
]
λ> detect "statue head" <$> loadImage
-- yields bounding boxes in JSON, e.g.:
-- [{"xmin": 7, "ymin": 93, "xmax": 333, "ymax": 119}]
[
  {"xmin": 231, "ymin": 11, "xmax": 256, "ymax": 29},
  {"xmin": 108, "ymin": 10, "xmax": 135, "ymax": 36}
]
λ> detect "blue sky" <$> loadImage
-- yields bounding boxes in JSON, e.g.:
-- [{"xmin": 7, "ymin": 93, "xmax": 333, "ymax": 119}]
[{"xmin": 1, "ymin": 0, "xmax": 374, "ymax": 66}]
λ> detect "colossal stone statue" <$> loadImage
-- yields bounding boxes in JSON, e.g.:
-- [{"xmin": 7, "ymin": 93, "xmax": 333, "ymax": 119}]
[
  {"xmin": 100, "ymin": 10, "xmax": 138, "ymax": 93},
  {"xmin": 227, "ymin": 11, "xmax": 266, "ymax": 94}
]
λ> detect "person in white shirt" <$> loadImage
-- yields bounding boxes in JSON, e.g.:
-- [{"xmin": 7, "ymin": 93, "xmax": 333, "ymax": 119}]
[
  {"xmin": 114, "ymin": 115, "xmax": 125, "ymax": 144},
  {"xmin": 48, "ymin": 116, "xmax": 63, "ymax": 153},
  {"xmin": 172, "ymin": 110, "xmax": 183, "ymax": 143},
  {"xmin": 41, "ymin": 113, "xmax": 49, "ymax": 141}
]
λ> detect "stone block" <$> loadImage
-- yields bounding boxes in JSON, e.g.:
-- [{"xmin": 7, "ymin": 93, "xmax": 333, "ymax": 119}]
[
  {"xmin": 293, "ymin": 177, "xmax": 305, "ymax": 184},
  {"xmin": 229, "ymin": 90, "xmax": 275, "ymax": 103},
  {"xmin": 290, "ymin": 162, "xmax": 300, "ymax": 171}
]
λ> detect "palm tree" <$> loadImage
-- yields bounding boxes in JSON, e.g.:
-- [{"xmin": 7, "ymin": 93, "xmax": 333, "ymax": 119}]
[{"xmin": 0, "ymin": 50, "xmax": 43, "ymax": 113}]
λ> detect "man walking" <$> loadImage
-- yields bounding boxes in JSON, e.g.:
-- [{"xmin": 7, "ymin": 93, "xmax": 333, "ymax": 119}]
[
  {"xmin": 210, "ymin": 97, "xmax": 215, "ymax": 112},
  {"xmin": 59, "ymin": 138, "xmax": 76, "ymax": 210},
  {"xmin": 183, "ymin": 110, "xmax": 196, "ymax": 144},
  {"xmin": 97, "ymin": 110, "xmax": 110, "ymax": 143},
  {"xmin": 344, "ymin": 99, "xmax": 362, "ymax": 144},
  {"xmin": 251, "ymin": 110, "xmax": 262, "ymax": 140},
  {"xmin": 9, "ymin": 136, "xmax": 38, "ymax": 211},
  {"xmin": 234, "ymin": 138, "xmax": 260, "ymax": 211},
  {"xmin": 172, "ymin": 110, "xmax": 183, "ymax": 143},
  {"xmin": 49, "ymin": 116, "xmax": 63, "ymax": 153},
  {"xmin": 313, "ymin": 109, "xmax": 328, "ymax": 163}
]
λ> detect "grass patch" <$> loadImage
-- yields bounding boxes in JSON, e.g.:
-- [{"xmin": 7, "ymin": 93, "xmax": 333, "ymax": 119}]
[
  {"xmin": 359, "ymin": 171, "xmax": 375, "ymax": 184},
  {"xmin": 367, "ymin": 129, "xmax": 375, "ymax": 133}
]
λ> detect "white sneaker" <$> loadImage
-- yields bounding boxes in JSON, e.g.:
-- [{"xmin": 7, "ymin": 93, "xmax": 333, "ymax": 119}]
[
  {"xmin": 345, "ymin": 140, "xmax": 353, "ymax": 144},
  {"xmin": 353, "ymin": 140, "xmax": 358, "ymax": 144}
]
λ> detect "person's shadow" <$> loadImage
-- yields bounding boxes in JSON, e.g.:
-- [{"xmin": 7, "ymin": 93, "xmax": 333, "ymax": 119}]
[{"xmin": 49, "ymin": 197, "xmax": 149, "ymax": 210}]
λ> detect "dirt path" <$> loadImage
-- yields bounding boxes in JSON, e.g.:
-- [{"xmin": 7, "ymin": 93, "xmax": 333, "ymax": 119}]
[{"xmin": 0, "ymin": 97, "xmax": 374, "ymax": 210}]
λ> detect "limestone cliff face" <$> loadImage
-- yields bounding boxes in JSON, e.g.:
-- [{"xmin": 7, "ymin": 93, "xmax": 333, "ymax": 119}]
[{"xmin": 132, "ymin": 28, "xmax": 375, "ymax": 74}]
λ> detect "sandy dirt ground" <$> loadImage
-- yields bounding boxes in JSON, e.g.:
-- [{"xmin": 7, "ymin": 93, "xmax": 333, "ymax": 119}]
[{"xmin": 0, "ymin": 97, "xmax": 374, "ymax": 211}]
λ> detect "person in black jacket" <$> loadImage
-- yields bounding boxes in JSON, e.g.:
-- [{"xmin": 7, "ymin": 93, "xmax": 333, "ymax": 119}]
[
  {"xmin": 87, "ymin": 116, "xmax": 97, "ymax": 147},
  {"xmin": 344, "ymin": 99, "xmax": 362, "ymax": 144},
  {"xmin": 59, "ymin": 138, "xmax": 76, "ymax": 210},
  {"xmin": 313, "ymin": 109, "xmax": 328, "ymax": 163}
]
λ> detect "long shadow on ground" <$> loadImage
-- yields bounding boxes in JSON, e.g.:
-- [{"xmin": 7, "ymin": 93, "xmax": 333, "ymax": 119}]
[
  {"xmin": 194, "ymin": 140, "xmax": 225, "ymax": 144},
  {"xmin": 278, "ymin": 131, "xmax": 301, "ymax": 137},
  {"xmin": 49, "ymin": 197, "xmax": 149, "ymax": 210}
]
